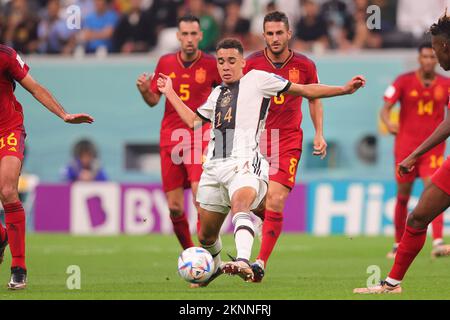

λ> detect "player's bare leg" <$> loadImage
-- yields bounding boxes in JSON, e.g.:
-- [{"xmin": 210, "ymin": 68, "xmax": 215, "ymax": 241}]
[
  {"xmin": 190, "ymin": 181, "xmax": 202, "ymax": 234},
  {"xmin": 251, "ymin": 180, "xmax": 290, "ymax": 282},
  {"xmin": 166, "ymin": 187, "xmax": 194, "ymax": 249},
  {"xmin": 421, "ymin": 178, "xmax": 450, "ymax": 257},
  {"xmin": 191, "ymin": 207, "xmax": 227, "ymax": 288},
  {"xmin": 354, "ymin": 183, "xmax": 450, "ymax": 294},
  {"xmin": 222, "ymin": 187, "xmax": 258, "ymax": 282},
  {"xmin": 388, "ymin": 181, "xmax": 413, "ymax": 259},
  {"xmin": 0, "ymin": 156, "xmax": 27, "ymax": 290}
]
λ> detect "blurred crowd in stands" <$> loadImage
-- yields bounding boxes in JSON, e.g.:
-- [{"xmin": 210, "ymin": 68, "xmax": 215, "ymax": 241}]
[{"xmin": 0, "ymin": 0, "xmax": 449, "ymax": 55}]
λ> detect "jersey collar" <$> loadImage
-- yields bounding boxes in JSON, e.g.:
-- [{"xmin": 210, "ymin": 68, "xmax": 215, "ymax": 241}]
[
  {"xmin": 176, "ymin": 50, "xmax": 202, "ymax": 69},
  {"xmin": 415, "ymin": 70, "xmax": 437, "ymax": 89},
  {"xmin": 263, "ymin": 48, "xmax": 294, "ymax": 70}
]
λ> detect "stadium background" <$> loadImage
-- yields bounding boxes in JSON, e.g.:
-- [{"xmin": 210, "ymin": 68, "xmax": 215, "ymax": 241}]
[{"xmin": 2, "ymin": 0, "xmax": 450, "ymax": 237}]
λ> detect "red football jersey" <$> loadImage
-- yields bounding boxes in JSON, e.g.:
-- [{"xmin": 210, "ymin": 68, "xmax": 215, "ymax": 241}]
[
  {"xmin": 384, "ymin": 71, "xmax": 450, "ymax": 155},
  {"xmin": 0, "ymin": 45, "xmax": 30, "ymax": 135},
  {"xmin": 244, "ymin": 49, "xmax": 319, "ymax": 133},
  {"xmin": 150, "ymin": 51, "xmax": 221, "ymax": 147}
]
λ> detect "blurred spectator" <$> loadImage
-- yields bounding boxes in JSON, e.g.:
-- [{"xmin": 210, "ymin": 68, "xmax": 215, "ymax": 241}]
[
  {"xmin": 114, "ymin": 0, "xmax": 132, "ymax": 13},
  {"xmin": 241, "ymin": 0, "xmax": 301, "ymax": 31},
  {"xmin": 294, "ymin": 0, "xmax": 329, "ymax": 53},
  {"xmin": 221, "ymin": 0, "xmax": 261, "ymax": 51},
  {"xmin": 0, "ymin": 8, "xmax": 5, "ymax": 43},
  {"xmin": 321, "ymin": 0, "xmax": 386, "ymax": 50},
  {"xmin": 185, "ymin": 0, "xmax": 220, "ymax": 51},
  {"xmin": 63, "ymin": 0, "xmax": 95, "ymax": 20},
  {"xmin": 37, "ymin": 0, "xmax": 78, "ymax": 54},
  {"xmin": 250, "ymin": 1, "xmax": 277, "ymax": 37},
  {"xmin": 152, "ymin": 0, "xmax": 185, "ymax": 29},
  {"xmin": 112, "ymin": 0, "xmax": 157, "ymax": 53},
  {"xmin": 350, "ymin": 0, "xmax": 382, "ymax": 49},
  {"xmin": 371, "ymin": 0, "xmax": 397, "ymax": 33},
  {"xmin": 62, "ymin": 139, "xmax": 108, "ymax": 182},
  {"xmin": 2, "ymin": 0, "xmax": 40, "ymax": 53},
  {"xmin": 321, "ymin": 0, "xmax": 353, "ymax": 50},
  {"xmin": 79, "ymin": 0, "xmax": 119, "ymax": 53},
  {"xmin": 397, "ymin": 0, "xmax": 450, "ymax": 40}
]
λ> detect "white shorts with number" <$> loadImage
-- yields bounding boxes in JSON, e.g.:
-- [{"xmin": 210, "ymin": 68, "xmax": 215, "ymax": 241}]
[{"xmin": 197, "ymin": 154, "xmax": 269, "ymax": 214}]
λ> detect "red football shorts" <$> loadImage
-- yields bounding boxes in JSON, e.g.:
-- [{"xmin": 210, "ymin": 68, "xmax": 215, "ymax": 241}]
[
  {"xmin": 261, "ymin": 129, "xmax": 302, "ymax": 189},
  {"xmin": 395, "ymin": 144, "xmax": 445, "ymax": 183},
  {"xmin": 431, "ymin": 156, "xmax": 450, "ymax": 195},
  {"xmin": 160, "ymin": 141, "xmax": 208, "ymax": 193},
  {"xmin": 0, "ymin": 127, "xmax": 26, "ymax": 162}
]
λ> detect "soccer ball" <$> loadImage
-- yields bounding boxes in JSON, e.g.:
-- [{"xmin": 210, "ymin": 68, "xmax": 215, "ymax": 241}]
[{"xmin": 177, "ymin": 247, "xmax": 215, "ymax": 283}]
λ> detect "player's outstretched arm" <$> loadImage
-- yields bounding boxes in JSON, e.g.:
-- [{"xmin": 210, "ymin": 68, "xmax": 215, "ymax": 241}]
[
  {"xmin": 287, "ymin": 76, "xmax": 366, "ymax": 100},
  {"xmin": 157, "ymin": 73, "xmax": 202, "ymax": 129},
  {"xmin": 136, "ymin": 72, "xmax": 161, "ymax": 107},
  {"xmin": 398, "ymin": 116, "xmax": 450, "ymax": 176},
  {"xmin": 19, "ymin": 74, "xmax": 94, "ymax": 124}
]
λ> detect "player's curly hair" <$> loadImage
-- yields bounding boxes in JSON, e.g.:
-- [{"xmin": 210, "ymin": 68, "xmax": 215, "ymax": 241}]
[{"xmin": 430, "ymin": 8, "xmax": 450, "ymax": 39}]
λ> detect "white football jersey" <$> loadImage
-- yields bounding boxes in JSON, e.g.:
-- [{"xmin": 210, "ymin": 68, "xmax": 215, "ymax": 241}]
[{"xmin": 196, "ymin": 69, "xmax": 291, "ymax": 163}]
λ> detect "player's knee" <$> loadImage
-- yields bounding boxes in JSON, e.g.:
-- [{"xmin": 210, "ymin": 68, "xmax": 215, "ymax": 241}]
[
  {"xmin": 167, "ymin": 199, "xmax": 184, "ymax": 217},
  {"xmin": 231, "ymin": 200, "xmax": 252, "ymax": 214},
  {"xmin": 0, "ymin": 184, "xmax": 19, "ymax": 203},
  {"xmin": 407, "ymin": 211, "xmax": 429, "ymax": 229},
  {"xmin": 266, "ymin": 191, "xmax": 288, "ymax": 212},
  {"xmin": 169, "ymin": 208, "xmax": 184, "ymax": 218},
  {"xmin": 198, "ymin": 232, "xmax": 217, "ymax": 246}
]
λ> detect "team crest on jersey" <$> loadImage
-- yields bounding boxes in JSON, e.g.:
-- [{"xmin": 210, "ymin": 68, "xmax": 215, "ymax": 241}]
[
  {"xmin": 220, "ymin": 93, "xmax": 232, "ymax": 107},
  {"xmin": 195, "ymin": 68, "xmax": 206, "ymax": 84},
  {"xmin": 289, "ymin": 68, "xmax": 300, "ymax": 83},
  {"xmin": 409, "ymin": 90, "xmax": 419, "ymax": 97},
  {"xmin": 434, "ymin": 85, "xmax": 445, "ymax": 101}
]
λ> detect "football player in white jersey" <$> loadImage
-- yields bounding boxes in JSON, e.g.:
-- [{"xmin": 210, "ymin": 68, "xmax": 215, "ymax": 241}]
[{"xmin": 157, "ymin": 38, "xmax": 365, "ymax": 286}]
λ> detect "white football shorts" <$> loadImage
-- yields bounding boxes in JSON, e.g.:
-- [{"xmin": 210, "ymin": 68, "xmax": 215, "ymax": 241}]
[{"xmin": 197, "ymin": 154, "xmax": 268, "ymax": 214}]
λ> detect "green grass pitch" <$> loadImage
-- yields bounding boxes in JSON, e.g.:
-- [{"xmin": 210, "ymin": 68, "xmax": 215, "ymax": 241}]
[{"xmin": 0, "ymin": 234, "xmax": 449, "ymax": 300}]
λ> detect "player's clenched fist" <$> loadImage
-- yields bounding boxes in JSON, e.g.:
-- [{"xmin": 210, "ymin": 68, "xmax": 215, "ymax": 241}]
[
  {"xmin": 397, "ymin": 156, "xmax": 417, "ymax": 177},
  {"xmin": 136, "ymin": 72, "xmax": 153, "ymax": 94},
  {"xmin": 157, "ymin": 73, "xmax": 173, "ymax": 94},
  {"xmin": 313, "ymin": 134, "xmax": 327, "ymax": 159},
  {"xmin": 343, "ymin": 75, "xmax": 366, "ymax": 94}
]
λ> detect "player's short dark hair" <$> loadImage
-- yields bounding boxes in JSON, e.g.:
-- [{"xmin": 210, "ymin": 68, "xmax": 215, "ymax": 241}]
[
  {"xmin": 263, "ymin": 11, "xmax": 290, "ymax": 31},
  {"xmin": 73, "ymin": 139, "xmax": 98, "ymax": 159},
  {"xmin": 216, "ymin": 38, "xmax": 244, "ymax": 55},
  {"xmin": 430, "ymin": 9, "xmax": 450, "ymax": 40},
  {"xmin": 177, "ymin": 14, "xmax": 201, "ymax": 28},
  {"xmin": 418, "ymin": 42, "xmax": 433, "ymax": 52}
]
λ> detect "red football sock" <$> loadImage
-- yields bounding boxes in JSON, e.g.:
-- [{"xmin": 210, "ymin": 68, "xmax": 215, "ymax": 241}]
[
  {"xmin": 4, "ymin": 202, "xmax": 26, "ymax": 269},
  {"xmin": 170, "ymin": 214, "xmax": 194, "ymax": 250},
  {"xmin": 388, "ymin": 225, "xmax": 427, "ymax": 281},
  {"xmin": 394, "ymin": 194, "xmax": 410, "ymax": 243},
  {"xmin": 0, "ymin": 222, "xmax": 6, "ymax": 242},
  {"xmin": 431, "ymin": 213, "xmax": 444, "ymax": 241},
  {"xmin": 257, "ymin": 210, "xmax": 283, "ymax": 265}
]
